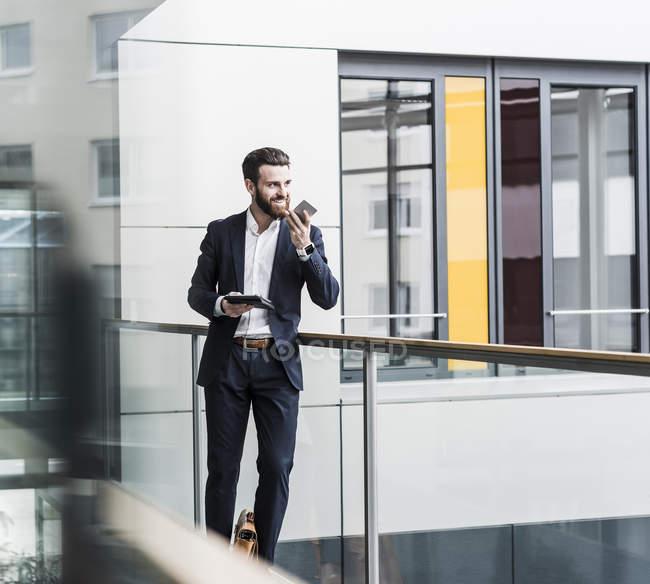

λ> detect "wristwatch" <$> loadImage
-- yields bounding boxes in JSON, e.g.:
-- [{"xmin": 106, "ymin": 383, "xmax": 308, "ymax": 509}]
[{"xmin": 296, "ymin": 243, "xmax": 314, "ymax": 258}]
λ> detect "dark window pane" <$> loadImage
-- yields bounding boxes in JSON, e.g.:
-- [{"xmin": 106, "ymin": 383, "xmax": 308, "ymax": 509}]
[
  {"xmin": 0, "ymin": 236, "xmax": 33, "ymax": 311},
  {"xmin": 0, "ymin": 317, "xmax": 29, "ymax": 398},
  {"xmin": 0, "ymin": 145, "xmax": 33, "ymax": 182},
  {"xmin": 95, "ymin": 139, "xmax": 120, "ymax": 197},
  {"xmin": 500, "ymin": 79, "xmax": 542, "ymax": 346},
  {"xmin": 36, "ymin": 315, "xmax": 58, "ymax": 397}
]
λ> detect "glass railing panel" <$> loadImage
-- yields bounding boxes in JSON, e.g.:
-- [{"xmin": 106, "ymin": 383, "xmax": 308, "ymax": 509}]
[
  {"xmin": 119, "ymin": 329, "xmax": 192, "ymax": 413},
  {"xmin": 341, "ymin": 401, "xmax": 366, "ymax": 584},
  {"xmin": 114, "ymin": 329, "xmax": 194, "ymax": 522},
  {"xmin": 374, "ymin": 358, "xmax": 650, "ymax": 582},
  {"xmin": 198, "ymin": 344, "xmax": 346, "ymax": 582},
  {"xmin": 120, "ymin": 411, "xmax": 194, "ymax": 522},
  {"xmin": 514, "ymin": 517, "xmax": 650, "ymax": 583}
]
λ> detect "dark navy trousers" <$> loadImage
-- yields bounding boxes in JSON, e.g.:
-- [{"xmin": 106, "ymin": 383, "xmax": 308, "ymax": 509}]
[{"xmin": 204, "ymin": 342, "xmax": 300, "ymax": 563}]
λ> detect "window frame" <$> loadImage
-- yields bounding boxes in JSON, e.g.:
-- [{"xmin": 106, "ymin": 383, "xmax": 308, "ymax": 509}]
[
  {"xmin": 89, "ymin": 10, "xmax": 147, "ymax": 81},
  {"xmin": 0, "ymin": 144, "xmax": 33, "ymax": 182},
  {"xmin": 493, "ymin": 59, "xmax": 649, "ymax": 353},
  {"xmin": 338, "ymin": 52, "xmax": 496, "ymax": 383},
  {"xmin": 366, "ymin": 182, "xmax": 423, "ymax": 237},
  {"xmin": 91, "ymin": 138, "xmax": 120, "ymax": 206}
]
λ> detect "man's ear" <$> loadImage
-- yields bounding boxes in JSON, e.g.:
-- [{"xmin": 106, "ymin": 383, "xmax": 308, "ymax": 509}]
[{"xmin": 244, "ymin": 178, "xmax": 256, "ymax": 197}]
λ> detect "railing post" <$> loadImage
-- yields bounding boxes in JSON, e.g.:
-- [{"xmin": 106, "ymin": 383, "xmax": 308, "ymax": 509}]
[
  {"xmin": 191, "ymin": 334, "xmax": 202, "ymax": 527},
  {"xmin": 363, "ymin": 347, "xmax": 379, "ymax": 584}
]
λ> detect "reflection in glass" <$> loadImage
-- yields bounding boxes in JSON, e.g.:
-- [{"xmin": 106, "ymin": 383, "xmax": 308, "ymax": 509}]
[
  {"xmin": 340, "ymin": 79, "xmax": 432, "ymax": 172},
  {"xmin": 341, "ymin": 79, "xmax": 435, "ymax": 372},
  {"xmin": 500, "ymin": 79, "xmax": 542, "ymax": 346},
  {"xmin": 93, "ymin": 11, "xmax": 147, "ymax": 75},
  {"xmin": 0, "ymin": 199, "xmax": 64, "ymax": 402},
  {"xmin": 551, "ymin": 87, "xmax": 637, "ymax": 351},
  {"xmin": 0, "ymin": 317, "xmax": 29, "ymax": 399},
  {"xmin": 555, "ymin": 313, "xmax": 636, "ymax": 352}
]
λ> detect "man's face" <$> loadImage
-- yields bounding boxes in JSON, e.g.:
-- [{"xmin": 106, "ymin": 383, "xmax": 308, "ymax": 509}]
[{"xmin": 248, "ymin": 164, "xmax": 291, "ymax": 219}]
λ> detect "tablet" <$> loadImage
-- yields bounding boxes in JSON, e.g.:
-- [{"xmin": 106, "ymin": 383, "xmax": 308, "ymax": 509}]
[{"xmin": 223, "ymin": 294, "xmax": 276, "ymax": 311}]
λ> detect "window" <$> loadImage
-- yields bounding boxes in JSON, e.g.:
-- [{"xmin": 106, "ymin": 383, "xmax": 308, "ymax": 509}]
[
  {"xmin": 495, "ymin": 60, "xmax": 647, "ymax": 352},
  {"xmin": 551, "ymin": 86, "xmax": 638, "ymax": 351},
  {"xmin": 368, "ymin": 182, "xmax": 422, "ymax": 233},
  {"xmin": 339, "ymin": 57, "xmax": 493, "ymax": 381},
  {"xmin": 500, "ymin": 79, "xmax": 543, "ymax": 346},
  {"xmin": 0, "ymin": 145, "xmax": 32, "ymax": 182},
  {"xmin": 92, "ymin": 139, "xmax": 120, "ymax": 203},
  {"xmin": 0, "ymin": 24, "xmax": 31, "ymax": 74},
  {"xmin": 91, "ymin": 11, "xmax": 147, "ymax": 78},
  {"xmin": 340, "ymin": 78, "xmax": 435, "ymax": 351},
  {"xmin": 368, "ymin": 282, "xmax": 419, "ymax": 329}
]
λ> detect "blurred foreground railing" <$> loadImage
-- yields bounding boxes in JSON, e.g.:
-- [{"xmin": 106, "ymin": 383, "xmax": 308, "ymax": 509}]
[{"xmin": 95, "ymin": 480, "xmax": 301, "ymax": 583}]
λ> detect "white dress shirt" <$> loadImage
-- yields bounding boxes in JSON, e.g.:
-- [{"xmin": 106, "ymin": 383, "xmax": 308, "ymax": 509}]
[{"xmin": 214, "ymin": 207, "xmax": 310, "ymax": 337}]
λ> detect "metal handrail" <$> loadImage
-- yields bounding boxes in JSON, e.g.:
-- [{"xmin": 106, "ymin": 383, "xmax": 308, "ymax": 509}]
[
  {"xmin": 548, "ymin": 308, "xmax": 650, "ymax": 316},
  {"xmin": 104, "ymin": 319, "xmax": 650, "ymax": 377},
  {"xmin": 98, "ymin": 481, "xmax": 301, "ymax": 583}
]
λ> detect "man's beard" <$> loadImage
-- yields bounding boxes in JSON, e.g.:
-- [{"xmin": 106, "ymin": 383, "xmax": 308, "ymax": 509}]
[{"xmin": 255, "ymin": 188, "xmax": 289, "ymax": 219}]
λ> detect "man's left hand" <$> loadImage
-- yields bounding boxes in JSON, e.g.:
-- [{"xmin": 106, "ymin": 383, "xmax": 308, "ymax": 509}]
[{"xmin": 284, "ymin": 208, "xmax": 312, "ymax": 250}]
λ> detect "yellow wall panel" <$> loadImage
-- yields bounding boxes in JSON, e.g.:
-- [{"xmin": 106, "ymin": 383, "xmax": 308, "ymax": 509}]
[{"xmin": 445, "ymin": 77, "xmax": 488, "ymax": 370}]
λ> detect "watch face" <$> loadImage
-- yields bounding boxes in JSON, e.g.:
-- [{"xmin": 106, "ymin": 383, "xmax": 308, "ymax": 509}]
[{"xmin": 305, "ymin": 244, "xmax": 314, "ymax": 254}]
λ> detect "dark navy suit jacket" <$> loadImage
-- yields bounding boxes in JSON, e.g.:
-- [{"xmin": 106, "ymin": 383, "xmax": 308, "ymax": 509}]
[{"xmin": 188, "ymin": 209, "xmax": 339, "ymax": 390}]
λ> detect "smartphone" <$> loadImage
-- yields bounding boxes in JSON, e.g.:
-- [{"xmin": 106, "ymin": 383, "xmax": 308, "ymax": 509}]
[{"xmin": 293, "ymin": 200, "xmax": 318, "ymax": 223}]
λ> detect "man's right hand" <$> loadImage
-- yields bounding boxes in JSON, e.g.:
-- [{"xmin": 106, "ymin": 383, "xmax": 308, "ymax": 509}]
[{"xmin": 221, "ymin": 291, "xmax": 254, "ymax": 318}]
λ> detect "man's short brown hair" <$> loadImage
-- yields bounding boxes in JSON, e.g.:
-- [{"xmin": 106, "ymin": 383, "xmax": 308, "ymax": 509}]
[{"xmin": 242, "ymin": 147, "xmax": 291, "ymax": 185}]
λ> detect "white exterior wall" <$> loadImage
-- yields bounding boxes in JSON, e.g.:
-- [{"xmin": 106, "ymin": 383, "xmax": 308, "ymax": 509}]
[
  {"xmin": 117, "ymin": 2, "xmax": 650, "ymax": 542},
  {"xmin": 0, "ymin": 0, "xmax": 155, "ymax": 268},
  {"xmin": 125, "ymin": 0, "xmax": 650, "ymax": 64}
]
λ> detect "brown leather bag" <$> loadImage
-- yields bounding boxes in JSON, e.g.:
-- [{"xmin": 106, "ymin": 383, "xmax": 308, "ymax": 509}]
[{"xmin": 233, "ymin": 509, "xmax": 258, "ymax": 559}]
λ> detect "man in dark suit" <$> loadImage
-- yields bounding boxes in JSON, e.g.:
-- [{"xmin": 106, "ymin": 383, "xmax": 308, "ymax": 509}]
[{"xmin": 187, "ymin": 147, "xmax": 339, "ymax": 563}]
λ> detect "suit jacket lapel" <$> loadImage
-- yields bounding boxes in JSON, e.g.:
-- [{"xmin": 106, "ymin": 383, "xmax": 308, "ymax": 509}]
[
  {"xmin": 230, "ymin": 210, "xmax": 247, "ymax": 292},
  {"xmin": 269, "ymin": 218, "xmax": 290, "ymax": 299}
]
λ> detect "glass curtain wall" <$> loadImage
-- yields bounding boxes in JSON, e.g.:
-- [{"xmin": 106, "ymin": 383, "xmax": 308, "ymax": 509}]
[
  {"xmin": 340, "ymin": 79, "xmax": 435, "ymax": 371},
  {"xmin": 339, "ymin": 67, "xmax": 492, "ymax": 379},
  {"xmin": 551, "ymin": 86, "xmax": 638, "ymax": 351},
  {"xmin": 499, "ymin": 79, "xmax": 543, "ymax": 346},
  {"xmin": 444, "ymin": 77, "xmax": 489, "ymax": 371},
  {"xmin": 495, "ymin": 62, "xmax": 646, "ymax": 353}
]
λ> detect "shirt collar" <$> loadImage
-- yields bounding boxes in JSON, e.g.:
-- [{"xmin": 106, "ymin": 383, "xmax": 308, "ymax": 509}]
[{"xmin": 246, "ymin": 207, "xmax": 280, "ymax": 236}]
